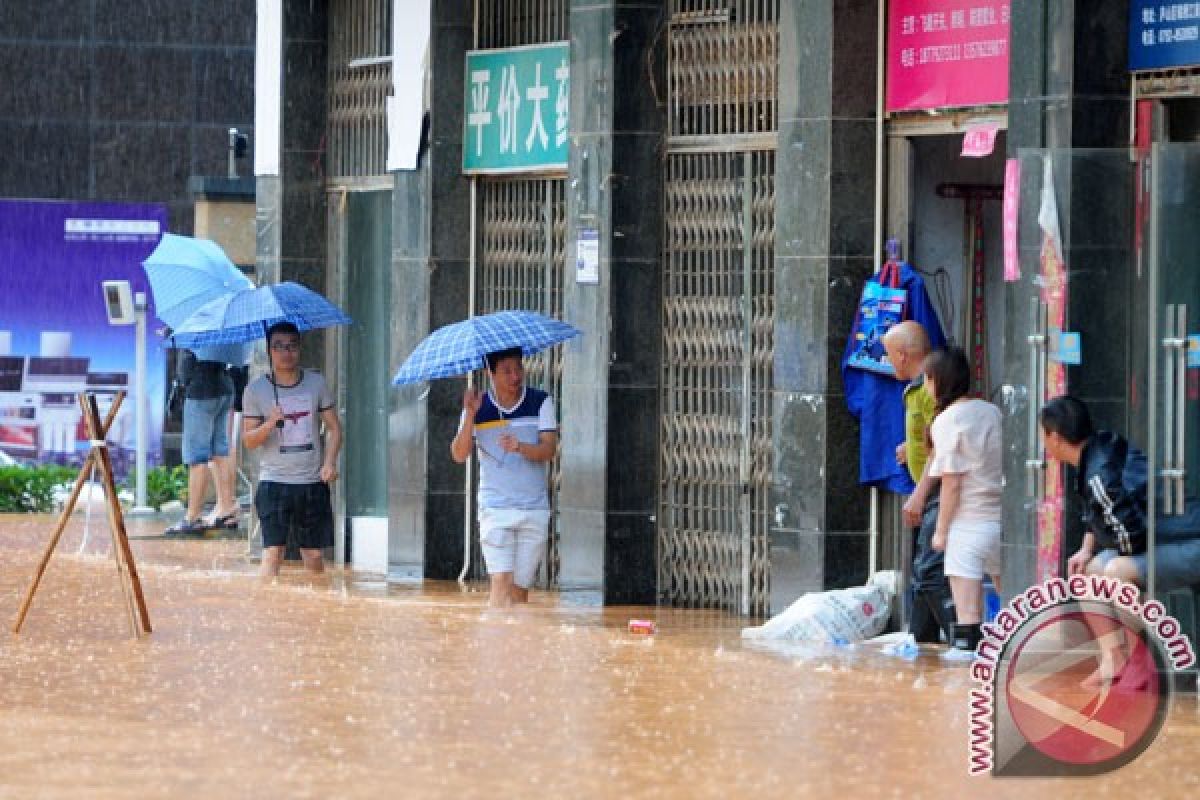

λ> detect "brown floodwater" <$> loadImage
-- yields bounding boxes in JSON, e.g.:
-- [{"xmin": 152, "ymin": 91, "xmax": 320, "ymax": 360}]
[{"xmin": 1, "ymin": 513, "xmax": 1198, "ymax": 799}]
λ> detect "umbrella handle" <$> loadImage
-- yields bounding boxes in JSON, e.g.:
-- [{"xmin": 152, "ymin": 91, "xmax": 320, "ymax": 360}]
[
  {"xmin": 266, "ymin": 320, "xmax": 285, "ymax": 429},
  {"xmin": 272, "ymin": 378, "xmax": 284, "ymax": 429}
]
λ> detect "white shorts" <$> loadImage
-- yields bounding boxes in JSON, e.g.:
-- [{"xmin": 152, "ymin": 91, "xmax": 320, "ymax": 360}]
[
  {"xmin": 944, "ymin": 518, "xmax": 1002, "ymax": 580},
  {"xmin": 479, "ymin": 508, "xmax": 550, "ymax": 588}
]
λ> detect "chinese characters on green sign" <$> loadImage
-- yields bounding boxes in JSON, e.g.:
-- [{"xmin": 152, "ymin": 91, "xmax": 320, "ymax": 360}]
[{"xmin": 463, "ymin": 42, "xmax": 569, "ymax": 174}]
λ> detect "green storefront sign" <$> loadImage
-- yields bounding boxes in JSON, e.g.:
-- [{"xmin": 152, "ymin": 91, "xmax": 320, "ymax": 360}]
[{"xmin": 463, "ymin": 42, "xmax": 569, "ymax": 174}]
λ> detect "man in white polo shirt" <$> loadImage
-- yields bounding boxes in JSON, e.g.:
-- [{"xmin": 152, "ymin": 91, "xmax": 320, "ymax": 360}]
[{"xmin": 451, "ymin": 347, "xmax": 558, "ymax": 607}]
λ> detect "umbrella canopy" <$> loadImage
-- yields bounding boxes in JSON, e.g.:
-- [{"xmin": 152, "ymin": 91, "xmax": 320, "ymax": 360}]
[
  {"xmin": 170, "ymin": 282, "xmax": 352, "ymax": 348},
  {"xmin": 188, "ymin": 341, "xmax": 253, "ymax": 366},
  {"xmin": 142, "ymin": 233, "xmax": 253, "ymax": 328},
  {"xmin": 392, "ymin": 310, "xmax": 581, "ymax": 386}
]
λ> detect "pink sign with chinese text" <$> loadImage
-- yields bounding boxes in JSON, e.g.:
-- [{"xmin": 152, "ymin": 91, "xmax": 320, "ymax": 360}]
[
  {"xmin": 1003, "ymin": 158, "xmax": 1021, "ymax": 281},
  {"xmin": 961, "ymin": 122, "xmax": 999, "ymax": 156},
  {"xmin": 887, "ymin": 0, "xmax": 1011, "ymax": 112}
]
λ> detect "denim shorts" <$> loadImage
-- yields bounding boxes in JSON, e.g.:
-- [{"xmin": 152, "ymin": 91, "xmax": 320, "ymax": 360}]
[
  {"xmin": 182, "ymin": 394, "xmax": 233, "ymax": 465},
  {"xmin": 1093, "ymin": 539, "xmax": 1200, "ymax": 592}
]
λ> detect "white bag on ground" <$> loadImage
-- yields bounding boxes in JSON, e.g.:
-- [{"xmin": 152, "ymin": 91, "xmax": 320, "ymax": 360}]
[{"xmin": 741, "ymin": 580, "xmax": 891, "ymax": 644}]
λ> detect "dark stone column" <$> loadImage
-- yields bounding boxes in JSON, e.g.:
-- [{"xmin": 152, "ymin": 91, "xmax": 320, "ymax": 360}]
[
  {"xmin": 406, "ymin": 0, "xmax": 474, "ymax": 581},
  {"xmin": 256, "ymin": 0, "xmax": 329, "ymax": 352},
  {"xmin": 1003, "ymin": 1, "xmax": 1132, "ymax": 598},
  {"xmin": 604, "ymin": 3, "xmax": 665, "ymax": 604},
  {"xmin": 250, "ymin": 1, "xmax": 331, "ymax": 559},
  {"xmin": 559, "ymin": 0, "xmax": 615, "ymax": 594},
  {"xmin": 388, "ymin": 156, "xmax": 431, "ymax": 578},
  {"xmin": 770, "ymin": 0, "xmax": 877, "ymax": 612},
  {"xmin": 280, "ymin": 0, "xmax": 329, "ymax": 368},
  {"xmin": 560, "ymin": 1, "xmax": 664, "ymax": 602}
]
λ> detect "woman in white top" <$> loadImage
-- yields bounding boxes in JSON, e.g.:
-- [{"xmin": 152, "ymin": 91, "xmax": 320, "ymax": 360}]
[{"xmin": 924, "ymin": 346, "xmax": 1004, "ymax": 656}]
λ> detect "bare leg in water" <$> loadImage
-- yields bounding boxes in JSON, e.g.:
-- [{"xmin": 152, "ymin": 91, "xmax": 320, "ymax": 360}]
[{"xmin": 1080, "ymin": 554, "xmax": 1141, "ymax": 688}]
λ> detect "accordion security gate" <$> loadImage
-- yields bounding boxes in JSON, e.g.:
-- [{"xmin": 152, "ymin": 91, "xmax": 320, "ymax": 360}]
[
  {"xmin": 659, "ymin": 1, "xmax": 777, "ymax": 617},
  {"xmin": 467, "ymin": 0, "xmax": 569, "ymax": 587},
  {"xmin": 328, "ymin": 0, "xmax": 391, "ymax": 180},
  {"xmin": 471, "ymin": 179, "xmax": 567, "ymax": 586}
]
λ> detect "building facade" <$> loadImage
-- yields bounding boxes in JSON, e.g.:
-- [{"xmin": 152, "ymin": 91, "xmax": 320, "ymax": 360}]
[
  {"xmin": 0, "ymin": 2, "xmax": 255, "ymax": 233},
  {"xmin": 257, "ymin": 0, "xmax": 1200, "ymax": 618}
]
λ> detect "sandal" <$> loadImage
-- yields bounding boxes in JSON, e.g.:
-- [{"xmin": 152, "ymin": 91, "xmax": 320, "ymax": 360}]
[
  {"xmin": 210, "ymin": 512, "xmax": 240, "ymax": 530},
  {"xmin": 164, "ymin": 517, "xmax": 208, "ymax": 536}
]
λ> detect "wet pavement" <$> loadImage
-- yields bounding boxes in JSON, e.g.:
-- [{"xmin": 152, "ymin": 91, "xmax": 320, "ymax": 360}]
[{"xmin": 1, "ymin": 512, "xmax": 1198, "ymax": 799}]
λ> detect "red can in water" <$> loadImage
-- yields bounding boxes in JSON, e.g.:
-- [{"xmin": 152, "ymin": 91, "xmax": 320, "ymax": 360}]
[{"xmin": 628, "ymin": 619, "xmax": 656, "ymax": 634}]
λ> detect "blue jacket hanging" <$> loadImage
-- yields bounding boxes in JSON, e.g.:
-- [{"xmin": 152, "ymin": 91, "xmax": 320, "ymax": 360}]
[{"xmin": 841, "ymin": 262, "xmax": 946, "ymax": 494}]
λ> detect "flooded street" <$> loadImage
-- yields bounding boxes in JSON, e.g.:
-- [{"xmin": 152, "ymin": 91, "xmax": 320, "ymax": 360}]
[{"xmin": 0, "ymin": 514, "xmax": 1197, "ymax": 799}]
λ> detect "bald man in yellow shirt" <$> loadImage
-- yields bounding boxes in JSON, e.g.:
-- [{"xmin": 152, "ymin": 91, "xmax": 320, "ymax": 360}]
[{"xmin": 883, "ymin": 321, "xmax": 955, "ymax": 644}]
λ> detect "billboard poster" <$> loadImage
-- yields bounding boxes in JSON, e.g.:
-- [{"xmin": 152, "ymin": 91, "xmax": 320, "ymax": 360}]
[
  {"xmin": 886, "ymin": 0, "xmax": 1010, "ymax": 112},
  {"xmin": 0, "ymin": 200, "xmax": 168, "ymax": 478}
]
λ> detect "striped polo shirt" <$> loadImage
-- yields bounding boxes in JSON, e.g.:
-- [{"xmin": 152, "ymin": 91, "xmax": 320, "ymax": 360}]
[{"xmin": 466, "ymin": 386, "xmax": 557, "ymax": 510}]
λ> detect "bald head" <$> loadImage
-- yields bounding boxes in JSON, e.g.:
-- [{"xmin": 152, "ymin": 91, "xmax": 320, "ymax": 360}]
[
  {"xmin": 884, "ymin": 321, "xmax": 930, "ymax": 355},
  {"xmin": 882, "ymin": 321, "xmax": 931, "ymax": 381}
]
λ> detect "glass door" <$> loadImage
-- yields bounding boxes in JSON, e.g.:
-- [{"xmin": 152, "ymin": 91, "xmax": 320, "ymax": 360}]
[
  {"xmin": 343, "ymin": 190, "xmax": 392, "ymax": 529},
  {"xmin": 1010, "ymin": 148, "xmax": 1135, "ymax": 589},
  {"xmin": 1140, "ymin": 143, "xmax": 1200, "ymax": 601},
  {"xmin": 1008, "ymin": 143, "xmax": 1200, "ymax": 603}
]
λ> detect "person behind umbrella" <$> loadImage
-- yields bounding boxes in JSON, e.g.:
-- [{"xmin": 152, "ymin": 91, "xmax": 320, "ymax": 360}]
[
  {"xmin": 451, "ymin": 347, "xmax": 559, "ymax": 607},
  {"xmin": 242, "ymin": 322, "xmax": 342, "ymax": 577},
  {"xmin": 165, "ymin": 347, "xmax": 240, "ymax": 535}
]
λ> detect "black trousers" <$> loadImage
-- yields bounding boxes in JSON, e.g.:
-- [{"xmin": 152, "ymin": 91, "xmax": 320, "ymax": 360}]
[{"xmin": 908, "ymin": 489, "xmax": 957, "ymax": 644}]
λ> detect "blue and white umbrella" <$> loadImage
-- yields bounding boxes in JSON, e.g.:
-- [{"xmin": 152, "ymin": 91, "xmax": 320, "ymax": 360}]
[
  {"xmin": 188, "ymin": 341, "xmax": 253, "ymax": 366},
  {"xmin": 170, "ymin": 282, "xmax": 352, "ymax": 348},
  {"xmin": 142, "ymin": 233, "xmax": 253, "ymax": 328},
  {"xmin": 392, "ymin": 310, "xmax": 581, "ymax": 386}
]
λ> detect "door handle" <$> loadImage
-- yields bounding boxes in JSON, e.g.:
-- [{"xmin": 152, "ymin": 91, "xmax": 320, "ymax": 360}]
[
  {"xmin": 1175, "ymin": 304, "xmax": 1187, "ymax": 514},
  {"xmin": 1026, "ymin": 297, "xmax": 1047, "ymax": 501},
  {"xmin": 1162, "ymin": 305, "xmax": 1178, "ymax": 515}
]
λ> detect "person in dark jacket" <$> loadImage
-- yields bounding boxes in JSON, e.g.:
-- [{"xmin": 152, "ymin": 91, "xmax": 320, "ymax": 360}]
[
  {"xmin": 1040, "ymin": 395, "xmax": 1200, "ymax": 690},
  {"xmin": 1040, "ymin": 395, "xmax": 1200, "ymax": 591}
]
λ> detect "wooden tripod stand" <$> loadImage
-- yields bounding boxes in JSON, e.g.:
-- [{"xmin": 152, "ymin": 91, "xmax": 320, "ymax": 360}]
[{"xmin": 12, "ymin": 391, "xmax": 152, "ymax": 638}]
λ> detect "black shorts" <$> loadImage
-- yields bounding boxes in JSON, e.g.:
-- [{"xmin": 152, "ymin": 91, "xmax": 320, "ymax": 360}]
[{"xmin": 255, "ymin": 481, "xmax": 334, "ymax": 549}]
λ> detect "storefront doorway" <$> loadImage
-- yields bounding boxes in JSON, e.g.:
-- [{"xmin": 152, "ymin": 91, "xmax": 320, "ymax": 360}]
[{"xmin": 879, "ymin": 121, "xmax": 1009, "ymax": 620}]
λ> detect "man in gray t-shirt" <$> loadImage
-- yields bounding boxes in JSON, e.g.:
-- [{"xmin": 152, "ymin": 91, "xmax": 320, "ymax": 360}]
[
  {"xmin": 243, "ymin": 369, "xmax": 334, "ymax": 484},
  {"xmin": 243, "ymin": 322, "xmax": 342, "ymax": 577}
]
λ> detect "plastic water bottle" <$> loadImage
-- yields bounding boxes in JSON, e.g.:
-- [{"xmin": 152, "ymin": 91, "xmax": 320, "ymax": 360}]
[
  {"xmin": 882, "ymin": 633, "xmax": 919, "ymax": 660},
  {"xmin": 983, "ymin": 579, "xmax": 1001, "ymax": 624}
]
